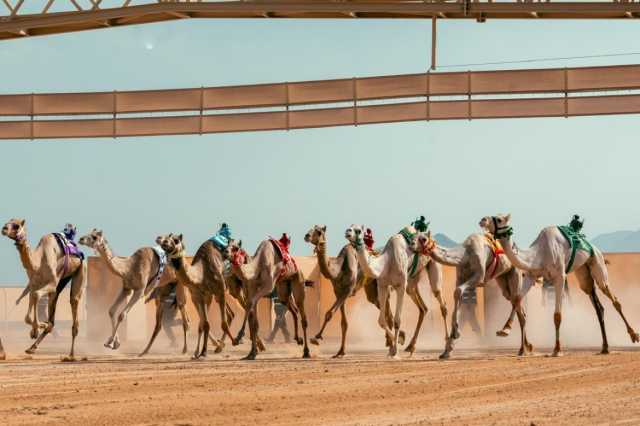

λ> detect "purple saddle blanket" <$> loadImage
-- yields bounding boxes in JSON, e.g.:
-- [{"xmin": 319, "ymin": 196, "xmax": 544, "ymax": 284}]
[{"xmin": 53, "ymin": 233, "xmax": 85, "ymax": 260}]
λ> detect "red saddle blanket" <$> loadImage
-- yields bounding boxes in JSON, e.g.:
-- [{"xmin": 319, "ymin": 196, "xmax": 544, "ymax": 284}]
[{"xmin": 269, "ymin": 238, "xmax": 298, "ymax": 282}]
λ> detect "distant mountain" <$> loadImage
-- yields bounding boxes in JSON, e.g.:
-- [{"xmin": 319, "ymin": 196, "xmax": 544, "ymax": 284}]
[
  {"xmin": 434, "ymin": 233, "xmax": 457, "ymax": 248},
  {"xmin": 591, "ymin": 230, "xmax": 640, "ymax": 253}
]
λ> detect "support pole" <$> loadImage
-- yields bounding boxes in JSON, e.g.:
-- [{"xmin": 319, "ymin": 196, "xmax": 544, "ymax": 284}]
[{"xmin": 431, "ymin": 16, "xmax": 437, "ymax": 71}]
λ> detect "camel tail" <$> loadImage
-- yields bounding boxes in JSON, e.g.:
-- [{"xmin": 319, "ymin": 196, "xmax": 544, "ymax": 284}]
[{"xmin": 604, "ymin": 258, "xmax": 611, "ymax": 265}]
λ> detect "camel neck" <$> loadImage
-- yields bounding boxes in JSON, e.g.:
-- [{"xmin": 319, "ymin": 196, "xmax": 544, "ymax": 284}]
[
  {"xmin": 97, "ymin": 241, "xmax": 129, "ymax": 278},
  {"xmin": 315, "ymin": 239, "xmax": 340, "ymax": 281},
  {"xmin": 499, "ymin": 235, "xmax": 537, "ymax": 273},
  {"xmin": 15, "ymin": 239, "xmax": 37, "ymax": 276}
]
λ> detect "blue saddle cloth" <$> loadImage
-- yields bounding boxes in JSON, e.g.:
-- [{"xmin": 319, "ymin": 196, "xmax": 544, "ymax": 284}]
[{"xmin": 209, "ymin": 224, "xmax": 232, "ymax": 251}]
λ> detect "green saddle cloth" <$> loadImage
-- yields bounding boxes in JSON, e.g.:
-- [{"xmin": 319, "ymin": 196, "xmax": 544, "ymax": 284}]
[{"xmin": 557, "ymin": 225, "xmax": 594, "ymax": 273}]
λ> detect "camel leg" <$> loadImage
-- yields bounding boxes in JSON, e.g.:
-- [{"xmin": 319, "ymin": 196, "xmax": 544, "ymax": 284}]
[
  {"xmin": 139, "ymin": 300, "xmax": 164, "ymax": 357},
  {"xmin": 178, "ymin": 305, "xmax": 190, "ymax": 355},
  {"xmin": 440, "ymin": 281, "xmax": 472, "ymax": 360},
  {"xmin": 590, "ymin": 268, "xmax": 639, "ymax": 344},
  {"xmin": 198, "ymin": 296, "xmax": 213, "ymax": 358},
  {"xmin": 0, "ymin": 338, "xmax": 5, "ymax": 361},
  {"xmin": 243, "ymin": 284, "xmax": 272, "ymax": 360},
  {"xmin": 497, "ymin": 275, "xmax": 535, "ymax": 337},
  {"xmin": 574, "ymin": 267, "xmax": 609, "ymax": 354},
  {"xmin": 105, "ymin": 288, "xmax": 130, "ymax": 349},
  {"xmin": 27, "ymin": 291, "xmax": 39, "ymax": 339},
  {"xmin": 68, "ymin": 265, "xmax": 86, "ymax": 360},
  {"xmin": 426, "ymin": 260, "xmax": 448, "ymax": 340},
  {"xmin": 333, "ymin": 304, "xmax": 348, "ymax": 358},
  {"xmin": 26, "ymin": 290, "xmax": 60, "ymax": 355},
  {"xmin": 551, "ymin": 275, "xmax": 565, "ymax": 357},
  {"xmin": 375, "ymin": 283, "xmax": 394, "ymax": 356},
  {"xmin": 215, "ymin": 293, "xmax": 237, "ymax": 346},
  {"xmin": 390, "ymin": 283, "xmax": 406, "ymax": 358},
  {"xmin": 291, "ymin": 277, "xmax": 310, "ymax": 359},
  {"xmin": 282, "ymin": 291, "xmax": 302, "ymax": 346},
  {"xmin": 111, "ymin": 288, "xmax": 143, "ymax": 350},
  {"xmin": 311, "ymin": 292, "xmax": 348, "ymax": 345},
  {"xmin": 404, "ymin": 284, "xmax": 427, "ymax": 356}
]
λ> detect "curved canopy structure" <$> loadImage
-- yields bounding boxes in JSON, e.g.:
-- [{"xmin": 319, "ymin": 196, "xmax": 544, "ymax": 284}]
[
  {"xmin": 1, "ymin": 1, "xmax": 640, "ymax": 41},
  {"xmin": 1, "ymin": 63, "xmax": 640, "ymax": 140}
]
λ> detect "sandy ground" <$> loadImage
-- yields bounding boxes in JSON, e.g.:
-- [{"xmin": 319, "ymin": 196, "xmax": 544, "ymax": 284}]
[{"xmin": 1, "ymin": 339, "xmax": 640, "ymax": 426}]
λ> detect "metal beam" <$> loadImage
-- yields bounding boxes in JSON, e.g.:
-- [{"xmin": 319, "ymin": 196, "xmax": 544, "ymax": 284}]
[{"xmin": 2, "ymin": 2, "xmax": 640, "ymax": 41}]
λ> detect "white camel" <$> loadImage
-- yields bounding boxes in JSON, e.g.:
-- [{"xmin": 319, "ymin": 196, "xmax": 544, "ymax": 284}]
[
  {"xmin": 482, "ymin": 214, "xmax": 639, "ymax": 356},
  {"xmin": 345, "ymin": 224, "xmax": 415, "ymax": 358},
  {"xmin": 415, "ymin": 230, "xmax": 532, "ymax": 358}
]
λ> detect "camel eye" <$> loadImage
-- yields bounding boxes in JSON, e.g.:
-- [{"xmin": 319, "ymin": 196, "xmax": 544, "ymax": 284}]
[{"xmin": 11, "ymin": 223, "xmax": 19, "ymax": 230}]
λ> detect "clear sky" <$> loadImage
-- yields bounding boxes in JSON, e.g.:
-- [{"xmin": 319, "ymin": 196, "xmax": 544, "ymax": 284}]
[{"xmin": 1, "ymin": 14, "xmax": 640, "ymax": 284}]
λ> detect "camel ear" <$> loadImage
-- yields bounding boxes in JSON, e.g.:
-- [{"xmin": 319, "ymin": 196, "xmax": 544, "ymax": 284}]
[
  {"xmin": 238, "ymin": 240, "xmax": 243, "ymax": 248},
  {"xmin": 427, "ymin": 230, "xmax": 432, "ymax": 239},
  {"xmin": 19, "ymin": 219, "xmax": 25, "ymax": 227},
  {"xmin": 178, "ymin": 234, "xmax": 183, "ymax": 241},
  {"xmin": 96, "ymin": 230, "xmax": 103, "ymax": 237},
  {"xmin": 504, "ymin": 213, "xmax": 511, "ymax": 222},
  {"xmin": 321, "ymin": 225, "xmax": 327, "ymax": 232}
]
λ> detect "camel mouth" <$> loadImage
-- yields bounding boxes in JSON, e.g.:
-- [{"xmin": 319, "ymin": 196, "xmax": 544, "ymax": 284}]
[
  {"xmin": 303, "ymin": 233, "xmax": 311, "ymax": 242},
  {"xmin": 1, "ymin": 227, "xmax": 8, "ymax": 236}
]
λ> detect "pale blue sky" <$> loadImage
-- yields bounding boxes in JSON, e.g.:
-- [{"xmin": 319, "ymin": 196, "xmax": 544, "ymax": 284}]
[{"xmin": 1, "ymin": 17, "xmax": 639, "ymax": 283}]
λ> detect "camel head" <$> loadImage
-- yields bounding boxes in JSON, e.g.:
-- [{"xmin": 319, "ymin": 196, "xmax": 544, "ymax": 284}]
[
  {"xmin": 1, "ymin": 218, "xmax": 26, "ymax": 242},
  {"xmin": 223, "ymin": 239, "xmax": 246, "ymax": 266},
  {"xmin": 479, "ymin": 214, "xmax": 512, "ymax": 238},
  {"xmin": 304, "ymin": 225, "xmax": 327, "ymax": 246},
  {"xmin": 414, "ymin": 230, "xmax": 436, "ymax": 255},
  {"xmin": 78, "ymin": 229, "xmax": 105, "ymax": 251},
  {"xmin": 344, "ymin": 224, "xmax": 366, "ymax": 247},
  {"xmin": 155, "ymin": 233, "xmax": 185, "ymax": 259}
]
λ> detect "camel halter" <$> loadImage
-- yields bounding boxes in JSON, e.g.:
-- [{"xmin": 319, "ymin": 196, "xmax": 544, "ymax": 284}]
[
  {"xmin": 492, "ymin": 217, "xmax": 513, "ymax": 239},
  {"xmin": 232, "ymin": 248, "xmax": 247, "ymax": 267}
]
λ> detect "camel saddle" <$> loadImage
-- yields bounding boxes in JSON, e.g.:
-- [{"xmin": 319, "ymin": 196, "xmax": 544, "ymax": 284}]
[
  {"xmin": 557, "ymin": 225, "xmax": 594, "ymax": 273},
  {"xmin": 209, "ymin": 223, "xmax": 231, "ymax": 251},
  {"xmin": 269, "ymin": 236, "xmax": 298, "ymax": 282}
]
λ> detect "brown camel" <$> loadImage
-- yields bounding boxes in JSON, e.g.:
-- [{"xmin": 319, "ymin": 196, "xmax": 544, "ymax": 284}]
[
  {"xmin": 78, "ymin": 229, "xmax": 189, "ymax": 355},
  {"xmin": 156, "ymin": 233, "xmax": 235, "ymax": 359},
  {"xmin": 1, "ymin": 219, "xmax": 85, "ymax": 360},
  {"xmin": 304, "ymin": 225, "xmax": 418, "ymax": 357},
  {"xmin": 223, "ymin": 237, "xmax": 311, "ymax": 360}
]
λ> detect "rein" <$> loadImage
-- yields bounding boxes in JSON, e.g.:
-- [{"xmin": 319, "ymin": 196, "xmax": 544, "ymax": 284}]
[{"xmin": 492, "ymin": 216, "xmax": 513, "ymax": 239}]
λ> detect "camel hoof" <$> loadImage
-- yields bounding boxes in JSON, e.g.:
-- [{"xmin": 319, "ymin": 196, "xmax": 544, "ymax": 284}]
[
  {"xmin": 214, "ymin": 345, "xmax": 223, "ymax": 354},
  {"xmin": 398, "ymin": 331, "xmax": 406, "ymax": 346},
  {"xmin": 599, "ymin": 347, "xmax": 610, "ymax": 355},
  {"xmin": 404, "ymin": 344, "xmax": 415, "ymax": 354},
  {"xmin": 332, "ymin": 352, "xmax": 345, "ymax": 359},
  {"xmin": 630, "ymin": 332, "xmax": 640, "ymax": 343},
  {"xmin": 182, "ymin": 348, "xmax": 188, "ymax": 355},
  {"xmin": 30, "ymin": 329, "xmax": 38, "ymax": 340},
  {"xmin": 61, "ymin": 356, "xmax": 76, "ymax": 363},
  {"xmin": 242, "ymin": 352, "xmax": 257, "ymax": 361},
  {"xmin": 310, "ymin": 338, "xmax": 320, "ymax": 346},
  {"xmin": 550, "ymin": 351, "xmax": 563, "ymax": 357},
  {"xmin": 111, "ymin": 340, "xmax": 120, "ymax": 350},
  {"xmin": 232, "ymin": 338, "xmax": 242, "ymax": 346},
  {"xmin": 25, "ymin": 348, "xmax": 36, "ymax": 355},
  {"xmin": 199, "ymin": 352, "xmax": 208, "ymax": 359},
  {"xmin": 303, "ymin": 349, "xmax": 311, "ymax": 359},
  {"xmin": 439, "ymin": 352, "xmax": 450, "ymax": 360},
  {"xmin": 138, "ymin": 351, "xmax": 148, "ymax": 357},
  {"xmin": 496, "ymin": 329, "xmax": 510, "ymax": 337},
  {"xmin": 0, "ymin": 352, "xmax": 5, "ymax": 361},
  {"xmin": 295, "ymin": 337, "xmax": 303, "ymax": 346}
]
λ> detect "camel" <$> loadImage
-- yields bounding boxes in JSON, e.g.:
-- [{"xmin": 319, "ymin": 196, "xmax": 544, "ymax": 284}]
[
  {"xmin": 415, "ymin": 230, "xmax": 532, "ymax": 359},
  {"xmin": 223, "ymin": 236, "xmax": 311, "ymax": 360},
  {"xmin": 156, "ymin": 233, "xmax": 235, "ymax": 359},
  {"xmin": 482, "ymin": 214, "xmax": 639, "ymax": 356},
  {"xmin": 345, "ymin": 224, "xmax": 417, "ymax": 358},
  {"xmin": 304, "ymin": 224, "xmax": 447, "ymax": 357},
  {"xmin": 78, "ymin": 229, "xmax": 189, "ymax": 355},
  {"xmin": 2, "ymin": 219, "xmax": 86, "ymax": 359}
]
